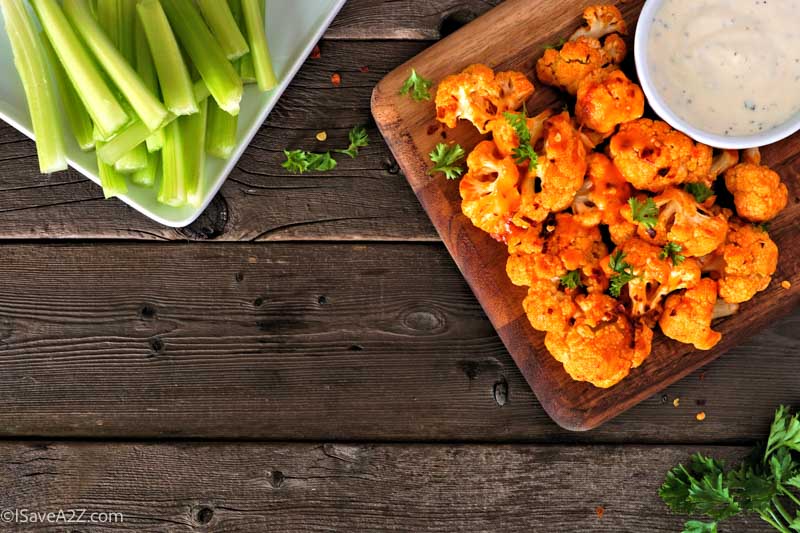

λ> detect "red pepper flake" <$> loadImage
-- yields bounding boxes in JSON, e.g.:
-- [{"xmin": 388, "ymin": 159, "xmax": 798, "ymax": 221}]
[
  {"xmin": 330, "ymin": 73, "xmax": 341, "ymax": 86},
  {"xmin": 310, "ymin": 45, "xmax": 321, "ymax": 59},
  {"xmin": 426, "ymin": 124, "xmax": 439, "ymax": 135},
  {"xmin": 595, "ymin": 506, "xmax": 604, "ymax": 519},
  {"xmin": 359, "ymin": 65, "xmax": 370, "ymax": 73}
]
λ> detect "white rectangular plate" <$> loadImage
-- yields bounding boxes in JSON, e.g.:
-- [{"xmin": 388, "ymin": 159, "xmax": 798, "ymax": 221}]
[{"xmin": 0, "ymin": 0, "xmax": 346, "ymax": 227}]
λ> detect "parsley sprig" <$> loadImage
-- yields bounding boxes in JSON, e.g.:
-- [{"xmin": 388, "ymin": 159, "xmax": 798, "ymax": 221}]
[
  {"xmin": 660, "ymin": 242, "xmax": 686, "ymax": 266},
  {"xmin": 685, "ymin": 182, "xmax": 715, "ymax": 203},
  {"xmin": 335, "ymin": 125, "xmax": 369, "ymax": 159},
  {"xmin": 429, "ymin": 143, "xmax": 466, "ymax": 180},
  {"xmin": 502, "ymin": 109, "xmax": 539, "ymax": 167},
  {"xmin": 608, "ymin": 250, "xmax": 637, "ymax": 298},
  {"xmin": 559, "ymin": 270, "xmax": 583, "ymax": 290},
  {"xmin": 543, "ymin": 37, "xmax": 567, "ymax": 50},
  {"xmin": 660, "ymin": 405, "xmax": 800, "ymax": 533},
  {"xmin": 399, "ymin": 68, "xmax": 433, "ymax": 102},
  {"xmin": 629, "ymin": 197, "xmax": 659, "ymax": 230},
  {"xmin": 282, "ymin": 126, "xmax": 369, "ymax": 174}
]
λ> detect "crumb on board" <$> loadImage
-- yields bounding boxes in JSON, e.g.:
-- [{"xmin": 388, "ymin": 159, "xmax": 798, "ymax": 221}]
[
  {"xmin": 595, "ymin": 506, "xmax": 604, "ymax": 519},
  {"xmin": 359, "ymin": 65, "xmax": 370, "ymax": 73},
  {"xmin": 310, "ymin": 45, "xmax": 321, "ymax": 59},
  {"xmin": 781, "ymin": 280, "xmax": 792, "ymax": 289},
  {"xmin": 316, "ymin": 131, "xmax": 327, "ymax": 142},
  {"xmin": 331, "ymin": 73, "xmax": 341, "ymax": 86},
  {"xmin": 248, "ymin": 257, "xmax": 257, "ymax": 264},
  {"xmin": 696, "ymin": 411, "xmax": 706, "ymax": 421},
  {"xmin": 673, "ymin": 398, "xmax": 680, "ymax": 408}
]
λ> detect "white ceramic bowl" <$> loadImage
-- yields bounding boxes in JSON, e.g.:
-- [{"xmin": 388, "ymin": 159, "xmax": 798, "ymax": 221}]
[
  {"xmin": 634, "ymin": 0, "xmax": 800, "ymax": 149},
  {"xmin": 0, "ymin": 0, "xmax": 346, "ymax": 227}
]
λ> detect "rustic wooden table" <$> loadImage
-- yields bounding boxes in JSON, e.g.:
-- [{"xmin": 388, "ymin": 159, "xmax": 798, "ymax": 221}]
[{"xmin": 0, "ymin": 1, "xmax": 796, "ymax": 531}]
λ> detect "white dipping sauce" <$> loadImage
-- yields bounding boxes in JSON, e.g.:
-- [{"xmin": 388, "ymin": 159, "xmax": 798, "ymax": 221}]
[{"xmin": 648, "ymin": 0, "xmax": 800, "ymax": 136}]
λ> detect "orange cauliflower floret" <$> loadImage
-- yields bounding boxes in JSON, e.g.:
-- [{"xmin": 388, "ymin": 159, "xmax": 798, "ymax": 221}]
[
  {"xmin": 601, "ymin": 238, "xmax": 701, "ymax": 327},
  {"xmin": 659, "ymin": 278, "xmax": 724, "ymax": 350},
  {"xmin": 576, "ymin": 68, "xmax": 644, "ymax": 134},
  {"xmin": 523, "ymin": 279, "xmax": 579, "ymax": 332},
  {"xmin": 435, "ymin": 64, "xmax": 534, "ymax": 133},
  {"xmin": 702, "ymin": 219, "xmax": 779, "ymax": 304},
  {"xmin": 572, "ymin": 153, "xmax": 636, "ymax": 244},
  {"xmin": 514, "ymin": 113, "xmax": 587, "ymax": 225},
  {"xmin": 623, "ymin": 187, "xmax": 729, "ymax": 257},
  {"xmin": 544, "ymin": 293, "xmax": 645, "ymax": 388},
  {"xmin": 490, "ymin": 109, "xmax": 552, "ymax": 160},
  {"xmin": 536, "ymin": 35, "xmax": 627, "ymax": 95},
  {"xmin": 608, "ymin": 119, "xmax": 713, "ymax": 192},
  {"xmin": 570, "ymin": 5, "xmax": 628, "ymax": 41},
  {"xmin": 724, "ymin": 163, "xmax": 788, "ymax": 222},
  {"xmin": 460, "ymin": 141, "xmax": 521, "ymax": 237}
]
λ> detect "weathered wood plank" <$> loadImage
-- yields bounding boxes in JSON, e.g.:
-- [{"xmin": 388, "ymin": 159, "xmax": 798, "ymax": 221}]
[
  {"xmin": 0, "ymin": 242, "xmax": 795, "ymax": 442},
  {"xmin": 0, "ymin": 441, "xmax": 769, "ymax": 532},
  {"xmin": 326, "ymin": 0, "xmax": 503, "ymax": 40},
  {"xmin": 0, "ymin": 41, "xmax": 436, "ymax": 241}
]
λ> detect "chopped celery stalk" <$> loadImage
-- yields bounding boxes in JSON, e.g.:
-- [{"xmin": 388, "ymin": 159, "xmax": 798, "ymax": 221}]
[
  {"xmin": 241, "ymin": 0, "xmax": 276, "ymax": 91},
  {"xmin": 114, "ymin": 143, "xmax": 147, "ymax": 173},
  {"xmin": 96, "ymin": 142, "xmax": 128, "ymax": 198},
  {"xmin": 41, "ymin": 31, "xmax": 94, "ymax": 151},
  {"xmin": 63, "ymin": 0, "xmax": 167, "ymax": 132},
  {"xmin": 31, "ymin": 0, "xmax": 128, "ymax": 139},
  {"xmin": 116, "ymin": 0, "xmax": 135, "ymax": 64},
  {"xmin": 1, "ymin": 0, "xmax": 67, "ymax": 173},
  {"xmin": 206, "ymin": 98, "xmax": 237, "ymax": 159},
  {"xmin": 158, "ymin": 119, "xmax": 186, "ymax": 207},
  {"xmin": 136, "ymin": 0, "xmax": 197, "ymax": 116},
  {"xmin": 197, "ymin": 0, "xmax": 249, "ymax": 61},
  {"xmin": 98, "ymin": 80, "xmax": 210, "ymax": 165},
  {"xmin": 132, "ymin": 150, "xmax": 159, "ymax": 187},
  {"xmin": 183, "ymin": 98, "xmax": 208, "ymax": 207},
  {"xmin": 134, "ymin": 13, "xmax": 164, "ymax": 152},
  {"xmin": 239, "ymin": 53, "xmax": 256, "ymax": 84},
  {"xmin": 228, "ymin": 0, "xmax": 254, "ymax": 83},
  {"xmin": 94, "ymin": 0, "xmax": 118, "ymax": 46},
  {"xmin": 160, "ymin": 0, "xmax": 243, "ymax": 116}
]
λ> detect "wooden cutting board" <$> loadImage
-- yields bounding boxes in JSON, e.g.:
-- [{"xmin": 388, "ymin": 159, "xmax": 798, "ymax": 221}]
[{"xmin": 371, "ymin": 0, "xmax": 800, "ymax": 430}]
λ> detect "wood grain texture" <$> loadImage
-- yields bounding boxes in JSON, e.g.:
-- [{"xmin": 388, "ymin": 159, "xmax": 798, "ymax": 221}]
[
  {"xmin": 0, "ymin": 41, "xmax": 438, "ymax": 241},
  {"xmin": 0, "ymin": 441, "xmax": 771, "ymax": 532},
  {"xmin": 0, "ymin": 241, "xmax": 795, "ymax": 442},
  {"xmin": 371, "ymin": 0, "xmax": 800, "ymax": 430}
]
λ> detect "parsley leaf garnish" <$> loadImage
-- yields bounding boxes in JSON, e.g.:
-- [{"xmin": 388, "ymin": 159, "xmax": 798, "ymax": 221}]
[
  {"xmin": 335, "ymin": 125, "xmax": 369, "ymax": 159},
  {"xmin": 559, "ymin": 270, "xmax": 583, "ymax": 290},
  {"xmin": 628, "ymin": 197, "xmax": 658, "ymax": 230},
  {"xmin": 399, "ymin": 68, "xmax": 433, "ymax": 102},
  {"xmin": 685, "ymin": 182, "xmax": 715, "ymax": 203},
  {"xmin": 282, "ymin": 150, "xmax": 338, "ymax": 174},
  {"xmin": 608, "ymin": 250, "xmax": 636, "ymax": 298},
  {"xmin": 428, "ymin": 143, "xmax": 466, "ymax": 180},
  {"xmin": 660, "ymin": 242, "xmax": 686, "ymax": 266},
  {"xmin": 543, "ymin": 37, "xmax": 567, "ymax": 50},
  {"xmin": 757, "ymin": 222, "xmax": 771, "ymax": 233},
  {"xmin": 502, "ymin": 109, "xmax": 539, "ymax": 167}
]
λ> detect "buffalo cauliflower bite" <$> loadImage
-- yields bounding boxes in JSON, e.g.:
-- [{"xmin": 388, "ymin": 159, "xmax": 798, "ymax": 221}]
[
  {"xmin": 490, "ymin": 109, "xmax": 552, "ymax": 160},
  {"xmin": 702, "ymin": 219, "xmax": 779, "ymax": 304},
  {"xmin": 608, "ymin": 119, "xmax": 713, "ymax": 192},
  {"xmin": 572, "ymin": 153, "xmax": 636, "ymax": 244},
  {"xmin": 575, "ymin": 68, "xmax": 645, "ymax": 134},
  {"xmin": 544, "ymin": 293, "xmax": 642, "ymax": 388},
  {"xmin": 435, "ymin": 64, "xmax": 534, "ymax": 133},
  {"xmin": 659, "ymin": 278, "xmax": 723, "ymax": 350},
  {"xmin": 523, "ymin": 279, "xmax": 579, "ymax": 332},
  {"xmin": 724, "ymin": 163, "xmax": 788, "ymax": 222},
  {"xmin": 623, "ymin": 187, "xmax": 729, "ymax": 257},
  {"xmin": 570, "ymin": 5, "xmax": 628, "ymax": 41},
  {"xmin": 601, "ymin": 238, "xmax": 701, "ymax": 327},
  {"xmin": 459, "ymin": 141, "xmax": 521, "ymax": 236},
  {"xmin": 514, "ymin": 113, "xmax": 587, "ymax": 225},
  {"xmin": 536, "ymin": 35, "xmax": 627, "ymax": 95}
]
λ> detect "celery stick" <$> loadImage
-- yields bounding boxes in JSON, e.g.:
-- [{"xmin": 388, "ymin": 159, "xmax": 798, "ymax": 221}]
[
  {"xmin": 206, "ymin": 98, "xmax": 237, "ymax": 159},
  {"xmin": 136, "ymin": 0, "xmax": 197, "ymax": 116},
  {"xmin": 134, "ymin": 12, "xmax": 163, "ymax": 152},
  {"xmin": 96, "ymin": 142, "xmax": 128, "ymax": 198},
  {"xmin": 183, "ymin": 98, "xmax": 208, "ymax": 207},
  {"xmin": 158, "ymin": 119, "xmax": 186, "ymax": 207},
  {"xmin": 241, "ymin": 0, "xmax": 276, "ymax": 91},
  {"xmin": 197, "ymin": 0, "xmax": 249, "ymax": 61},
  {"xmin": 132, "ymin": 150, "xmax": 159, "ymax": 187},
  {"xmin": 228, "ymin": 0, "xmax": 255, "ymax": 84},
  {"xmin": 63, "ymin": 0, "xmax": 167, "ymax": 131},
  {"xmin": 98, "ymin": 80, "xmax": 210, "ymax": 165},
  {"xmin": 31, "ymin": 0, "xmax": 128, "ymax": 139},
  {"xmin": 1, "ymin": 0, "xmax": 67, "ymax": 173},
  {"xmin": 41, "ymin": 31, "xmax": 94, "ymax": 151},
  {"xmin": 160, "ymin": 0, "xmax": 242, "ymax": 116},
  {"xmin": 114, "ymin": 144, "xmax": 147, "ymax": 173}
]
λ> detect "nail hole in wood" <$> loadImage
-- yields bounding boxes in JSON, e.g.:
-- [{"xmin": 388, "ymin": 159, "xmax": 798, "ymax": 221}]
[
  {"xmin": 234, "ymin": 272, "xmax": 244, "ymax": 283},
  {"xmin": 268, "ymin": 470, "xmax": 285, "ymax": 488},
  {"xmin": 318, "ymin": 295, "xmax": 328, "ymax": 306},
  {"xmin": 139, "ymin": 304, "xmax": 156, "ymax": 320},
  {"xmin": 493, "ymin": 378, "xmax": 508, "ymax": 406},
  {"xmin": 148, "ymin": 337, "xmax": 165, "ymax": 357},
  {"xmin": 253, "ymin": 297, "xmax": 264, "ymax": 307},
  {"xmin": 195, "ymin": 506, "xmax": 214, "ymax": 524}
]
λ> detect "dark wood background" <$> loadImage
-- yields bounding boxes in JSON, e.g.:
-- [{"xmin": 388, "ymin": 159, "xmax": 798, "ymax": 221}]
[{"xmin": 0, "ymin": 1, "xmax": 795, "ymax": 530}]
